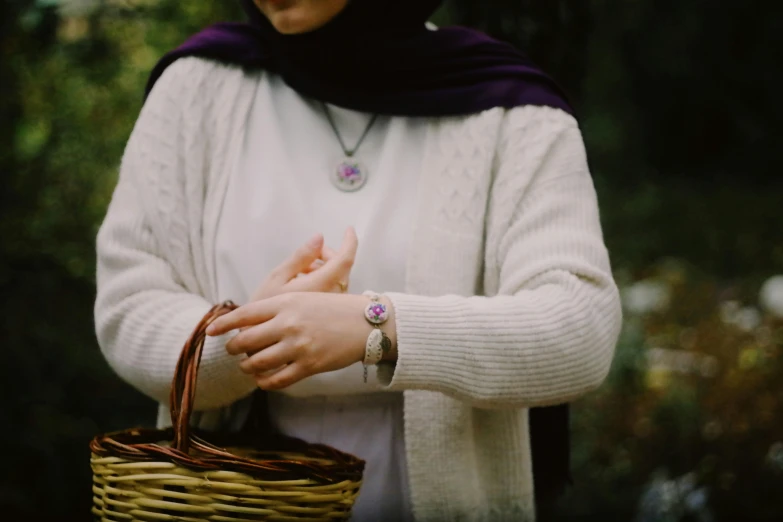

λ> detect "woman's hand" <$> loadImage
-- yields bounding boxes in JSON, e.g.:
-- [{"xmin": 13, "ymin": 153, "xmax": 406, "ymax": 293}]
[
  {"xmin": 250, "ymin": 228, "xmax": 358, "ymax": 301},
  {"xmin": 206, "ymin": 292, "xmax": 376, "ymax": 390}
]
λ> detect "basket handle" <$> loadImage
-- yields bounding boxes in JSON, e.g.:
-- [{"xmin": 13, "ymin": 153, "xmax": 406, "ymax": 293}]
[{"xmin": 170, "ymin": 301, "xmax": 238, "ymax": 453}]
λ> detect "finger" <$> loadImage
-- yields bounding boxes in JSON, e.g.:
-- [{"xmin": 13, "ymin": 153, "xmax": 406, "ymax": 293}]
[
  {"xmin": 321, "ymin": 245, "xmax": 339, "ymax": 262},
  {"xmin": 225, "ymin": 316, "xmax": 285, "ymax": 356},
  {"xmin": 255, "ymin": 362, "xmax": 307, "ymax": 391},
  {"xmin": 338, "ymin": 227, "xmax": 359, "ymax": 261},
  {"xmin": 239, "ymin": 340, "xmax": 296, "ymax": 374},
  {"xmin": 300, "ymin": 247, "xmax": 337, "ymax": 274},
  {"xmin": 300, "ymin": 259, "xmax": 325, "ymax": 274},
  {"xmin": 284, "ymin": 269, "xmax": 348, "ymax": 294},
  {"xmin": 269, "ymin": 234, "xmax": 324, "ymax": 283},
  {"xmin": 207, "ymin": 297, "xmax": 282, "ymax": 336},
  {"xmin": 303, "ymin": 228, "xmax": 358, "ymax": 289}
]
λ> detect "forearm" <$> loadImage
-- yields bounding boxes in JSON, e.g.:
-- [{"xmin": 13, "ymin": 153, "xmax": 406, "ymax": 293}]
[
  {"xmin": 95, "ymin": 158, "xmax": 255, "ymax": 411},
  {"xmin": 378, "ymin": 273, "xmax": 621, "ymax": 408},
  {"xmin": 96, "ymin": 288, "xmax": 256, "ymax": 410}
]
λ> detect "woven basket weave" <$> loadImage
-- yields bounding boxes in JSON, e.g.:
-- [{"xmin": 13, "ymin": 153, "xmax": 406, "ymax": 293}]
[{"xmin": 90, "ymin": 302, "xmax": 365, "ymax": 521}]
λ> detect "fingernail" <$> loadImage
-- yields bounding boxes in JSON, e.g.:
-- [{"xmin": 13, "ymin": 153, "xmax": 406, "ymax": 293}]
[{"xmin": 206, "ymin": 324, "xmax": 216, "ymax": 336}]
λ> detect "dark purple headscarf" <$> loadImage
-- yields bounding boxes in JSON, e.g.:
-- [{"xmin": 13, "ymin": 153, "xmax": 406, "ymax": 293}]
[
  {"xmin": 148, "ymin": 0, "xmax": 572, "ymax": 117},
  {"xmin": 148, "ymin": 0, "xmax": 573, "ymax": 506}
]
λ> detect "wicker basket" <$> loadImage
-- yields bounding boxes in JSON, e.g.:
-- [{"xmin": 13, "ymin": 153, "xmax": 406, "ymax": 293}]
[{"xmin": 90, "ymin": 302, "xmax": 365, "ymax": 521}]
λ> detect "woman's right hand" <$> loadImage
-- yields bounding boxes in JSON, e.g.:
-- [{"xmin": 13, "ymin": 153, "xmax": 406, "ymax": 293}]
[{"xmin": 249, "ymin": 227, "xmax": 358, "ymax": 302}]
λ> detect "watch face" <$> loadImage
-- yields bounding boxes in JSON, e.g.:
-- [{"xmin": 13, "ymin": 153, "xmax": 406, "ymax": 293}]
[{"xmin": 365, "ymin": 302, "xmax": 389, "ymax": 325}]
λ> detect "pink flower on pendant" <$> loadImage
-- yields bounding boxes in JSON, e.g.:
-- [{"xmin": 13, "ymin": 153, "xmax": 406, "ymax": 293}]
[{"xmin": 340, "ymin": 164, "xmax": 358, "ymax": 177}]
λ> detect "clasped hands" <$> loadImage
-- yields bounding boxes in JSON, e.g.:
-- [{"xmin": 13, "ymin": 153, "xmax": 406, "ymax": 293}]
[{"xmin": 206, "ymin": 228, "xmax": 396, "ymax": 390}]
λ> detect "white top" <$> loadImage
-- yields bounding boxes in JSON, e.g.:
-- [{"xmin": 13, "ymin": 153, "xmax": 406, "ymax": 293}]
[
  {"xmin": 96, "ymin": 57, "xmax": 622, "ymax": 521},
  {"xmin": 215, "ymin": 73, "xmax": 425, "ymax": 394},
  {"xmin": 214, "ymin": 73, "xmax": 425, "ymax": 520}
]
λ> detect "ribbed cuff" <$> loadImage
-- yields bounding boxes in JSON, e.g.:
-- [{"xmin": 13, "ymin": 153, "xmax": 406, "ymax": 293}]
[{"xmin": 378, "ymin": 292, "xmax": 467, "ymax": 391}]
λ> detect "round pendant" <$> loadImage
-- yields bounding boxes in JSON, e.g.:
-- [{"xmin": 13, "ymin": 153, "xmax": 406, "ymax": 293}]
[{"xmin": 332, "ymin": 159, "xmax": 368, "ymax": 192}]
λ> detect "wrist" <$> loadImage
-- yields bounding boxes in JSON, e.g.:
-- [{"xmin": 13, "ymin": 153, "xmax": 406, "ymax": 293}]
[
  {"xmin": 350, "ymin": 294, "xmax": 374, "ymax": 363},
  {"xmin": 359, "ymin": 292, "xmax": 397, "ymax": 363},
  {"xmin": 355, "ymin": 291, "xmax": 398, "ymax": 384},
  {"xmin": 377, "ymin": 296, "xmax": 398, "ymax": 362}
]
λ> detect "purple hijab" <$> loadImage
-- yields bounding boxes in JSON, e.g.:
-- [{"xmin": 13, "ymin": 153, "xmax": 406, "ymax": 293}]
[
  {"xmin": 148, "ymin": 0, "xmax": 572, "ymax": 117},
  {"xmin": 148, "ymin": 0, "xmax": 573, "ymax": 506}
]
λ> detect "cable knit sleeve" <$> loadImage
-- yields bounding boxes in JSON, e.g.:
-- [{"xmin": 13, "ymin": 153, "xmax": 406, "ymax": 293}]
[
  {"xmin": 94, "ymin": 59, "xmax": 256, "ymax": 411},
  {"xmin": 381, "ymin": 107, "xmax": 622, "ymax": 408}
]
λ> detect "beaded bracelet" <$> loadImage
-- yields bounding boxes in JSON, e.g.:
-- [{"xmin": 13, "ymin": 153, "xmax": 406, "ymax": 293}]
[{"xmin": 362, "ymin": 291, "xmax": 392, "ymax": 383}]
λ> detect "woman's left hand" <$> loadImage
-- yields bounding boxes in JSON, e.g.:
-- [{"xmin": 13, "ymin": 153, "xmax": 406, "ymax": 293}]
[{"xmin": 206, "ymin": 292, "xmax": 374, "ymax": 390}]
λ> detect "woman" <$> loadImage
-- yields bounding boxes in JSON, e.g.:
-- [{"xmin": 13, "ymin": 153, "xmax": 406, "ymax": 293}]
[{"xmin": 95, "ymin": 0, "xmax": 622, "ymax": 520}]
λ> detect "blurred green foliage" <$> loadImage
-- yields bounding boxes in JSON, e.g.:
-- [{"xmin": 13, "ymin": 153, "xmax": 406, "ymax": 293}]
[
  {"xmin": 1, "ymin": 1, "xmax": 781, "ymax": 520},
  {"xmin": 560, "ymin": 266, "xmax": 783, "ymax": 521}
]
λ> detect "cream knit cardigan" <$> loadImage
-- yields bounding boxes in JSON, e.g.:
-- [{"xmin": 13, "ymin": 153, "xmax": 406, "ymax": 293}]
[{"xmin": 95, "ymin": 57, "xmax": 622, "ymax": 521}]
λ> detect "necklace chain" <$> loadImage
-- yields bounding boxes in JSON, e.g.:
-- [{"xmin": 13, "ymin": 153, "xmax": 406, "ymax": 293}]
[{"xmin": 322, "ymin": 103, "xmax": 379, "ymax": 158}]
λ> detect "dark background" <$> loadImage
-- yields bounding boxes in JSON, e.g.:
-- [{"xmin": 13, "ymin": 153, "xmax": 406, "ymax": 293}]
[{"xmin": 2, "ymin": 1, "xmax": 782, "ymax": 520}]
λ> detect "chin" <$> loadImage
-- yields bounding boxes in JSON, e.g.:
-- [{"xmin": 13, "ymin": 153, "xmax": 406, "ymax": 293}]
[
  {"xmin": 267, "ymin": 10, "xmax": 325, "ymax": 35},
  {"xmin": 271, "ymin": 21, "xmax": 313, "ymax": 35},
  {"xmin": 257, "ymin": 0, "xmax": 349, "ymax": 35}
]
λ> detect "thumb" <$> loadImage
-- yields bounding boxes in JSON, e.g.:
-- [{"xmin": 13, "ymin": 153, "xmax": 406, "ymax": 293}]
[
  {"xmin": 337, "ymin": 227, "xmax": 359, "ymax": 263},
  {"xmin": 303, "ymin": 227, "xmax": 358, "ymax": 290}
]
